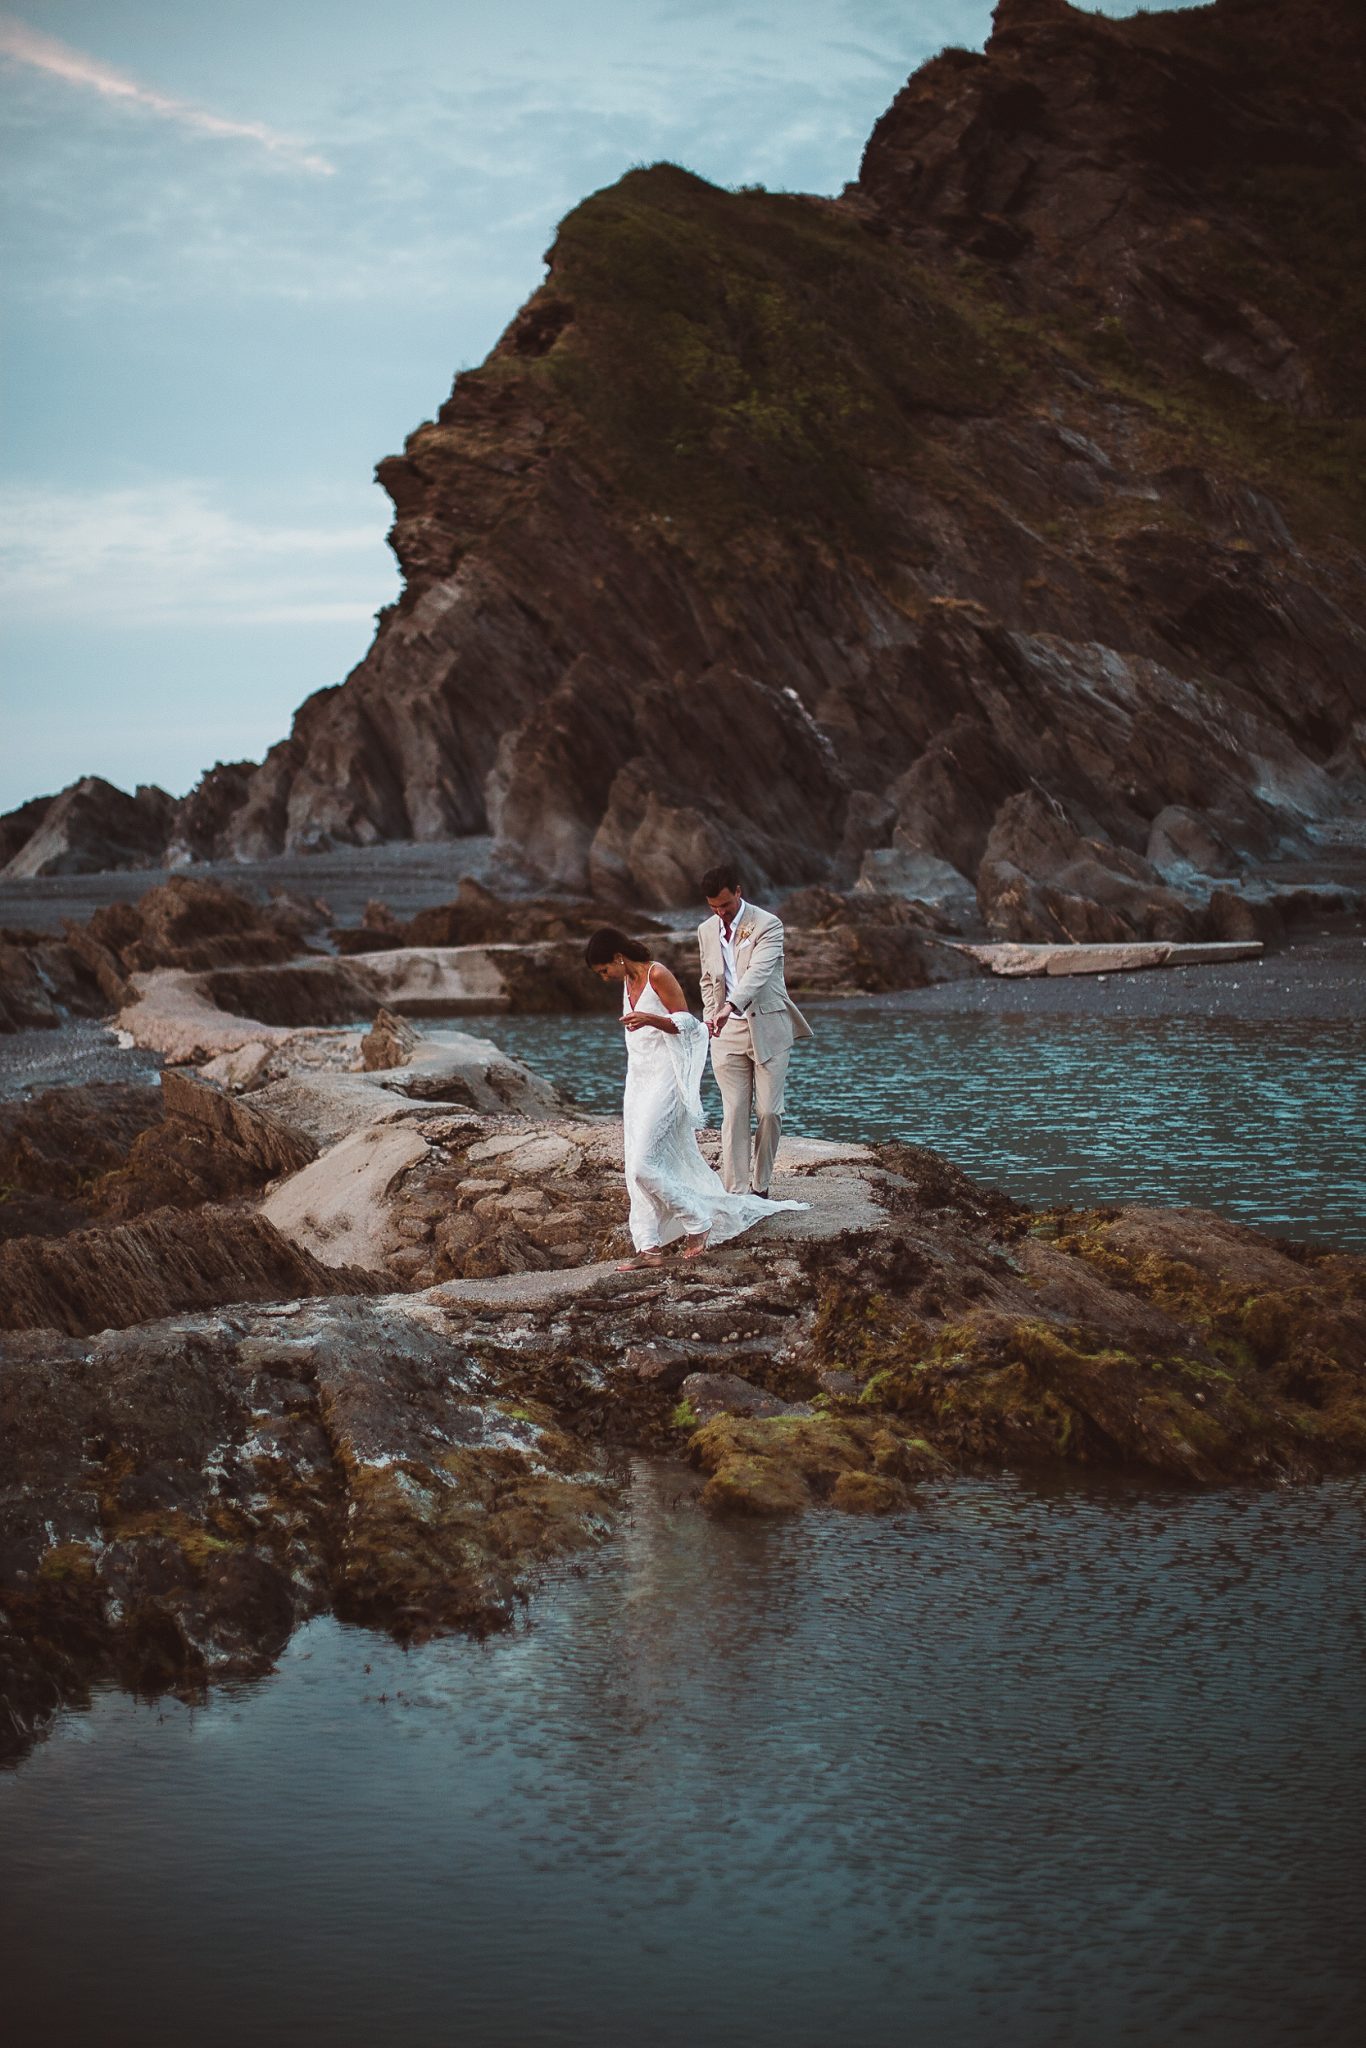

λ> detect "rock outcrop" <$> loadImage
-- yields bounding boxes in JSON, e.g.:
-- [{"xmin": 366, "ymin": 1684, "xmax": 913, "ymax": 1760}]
[
  {"xmin": 0, "ymin": 1295, "xmax": 616, "ymax": 1758},
  {"xmin": 0, "ymin": 878, "xmax": 333, "ymax": 1034},
  {"xmin": 3, "ymin": 1120, "xmax": 1363, "ymax": 1762},
  {"xmin": 0, "ymin": 1083, "xmax": 165, "ymax": 1240},
  {"xmin": 0, "ymin": 1204, "xmax": 380, "ymax": 1337},
  {"xmin": 2, "ymin": 0, "xmax": 1363, "ymax": 933},
  {"xmin": 1, "ymin": 777, "xmax": 174, "ymax": 879}
]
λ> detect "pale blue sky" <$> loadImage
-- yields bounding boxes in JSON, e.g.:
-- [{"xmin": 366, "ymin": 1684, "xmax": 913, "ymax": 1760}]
[{"xmin": 0, "ymin": 0, "xmax": 1172, "ymax": 812}]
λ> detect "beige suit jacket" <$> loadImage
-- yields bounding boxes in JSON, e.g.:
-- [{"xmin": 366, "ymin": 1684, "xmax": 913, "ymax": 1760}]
[{"xmin": 697, "ymin": 903, "xmax": 813, "ymax": 1065}]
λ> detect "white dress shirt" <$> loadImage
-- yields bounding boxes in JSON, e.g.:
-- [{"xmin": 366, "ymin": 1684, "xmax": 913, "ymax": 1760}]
[{"xmin": 718, "ymin": 899, "xmax": 748, "ymax": 1006}]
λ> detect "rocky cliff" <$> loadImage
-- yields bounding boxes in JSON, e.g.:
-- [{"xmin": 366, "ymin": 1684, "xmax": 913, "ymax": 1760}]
[{"xmin": 6, "ymin": 0, "xmax": 1365, "ymax": 933}]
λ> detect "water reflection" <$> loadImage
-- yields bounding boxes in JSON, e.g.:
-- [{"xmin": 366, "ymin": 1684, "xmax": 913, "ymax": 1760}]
[
  {"xmin": 4, "ymin": 1466, "xmax": 1364, "ymax": 2047},
  {"xmin": 474, "ymin": 1009, "xmax": 1366, "ymax": 1246}
]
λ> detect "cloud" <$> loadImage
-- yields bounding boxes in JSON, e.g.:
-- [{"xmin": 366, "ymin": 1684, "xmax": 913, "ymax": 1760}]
[
  {"xmin": 0, "ymin": 8, "xmax": 926, "ymax": 311},
  {"xmin": 0, "ymin": 479, "xmax": 397, "ymax": 626},
  {"xmin": 0, "ymin": 12, "xmax": 335, "ymax": 174}
]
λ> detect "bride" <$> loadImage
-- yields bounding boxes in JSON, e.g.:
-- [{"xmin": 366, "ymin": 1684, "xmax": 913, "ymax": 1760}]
[{"xmin": 585, "ymin": 927, "xmax": 806, "ymax": 1271}]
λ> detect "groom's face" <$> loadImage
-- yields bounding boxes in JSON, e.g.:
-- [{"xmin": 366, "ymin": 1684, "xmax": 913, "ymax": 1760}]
[{"xmin": 706, "ymin": 886, "xmax": 741, "ymax": 923}]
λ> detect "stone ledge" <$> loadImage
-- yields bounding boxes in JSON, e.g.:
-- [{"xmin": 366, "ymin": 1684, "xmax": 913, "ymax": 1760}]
[{"xmin": 954, "ymin": 940, "xmax": 1264, "ymax": 978}]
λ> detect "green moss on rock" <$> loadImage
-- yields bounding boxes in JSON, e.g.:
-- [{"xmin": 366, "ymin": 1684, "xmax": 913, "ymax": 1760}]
[
  {"xmin": 539, "ymin": 164, "xmax": 1021, "ymax": 558},
  {"xmin": 690, "ymin": 1411, "xmax": 943, "ymax": 1515}
]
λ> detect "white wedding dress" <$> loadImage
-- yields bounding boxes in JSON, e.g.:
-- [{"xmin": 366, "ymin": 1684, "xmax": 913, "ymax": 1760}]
[{"xmin": 621, "ymin": 968, "xmax": 807, "ymax": 1253}]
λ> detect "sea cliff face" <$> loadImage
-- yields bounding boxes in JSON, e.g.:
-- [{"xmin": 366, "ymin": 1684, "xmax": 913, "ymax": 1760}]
[{"xmin": 4, "ymin": 0, "xmax": 1364, "ymax": 931}]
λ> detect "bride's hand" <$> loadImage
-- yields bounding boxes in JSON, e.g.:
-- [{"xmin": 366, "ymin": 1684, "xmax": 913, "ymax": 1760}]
[{"xmin": 624, "ymin": 1014, "xmax": 653, "ymax": 1031}]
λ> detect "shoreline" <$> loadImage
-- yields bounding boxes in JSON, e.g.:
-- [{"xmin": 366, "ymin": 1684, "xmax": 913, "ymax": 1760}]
[
  {"xmin": 856, "ymin": 920, "xmax": 1366, "ymax": 1026},
  {"xmin": 1, "ymin": 835, "xmax": 1362, "ymax": 1104},
  {"xmin": 2, "ymin": 920, "xmax": 1361, "ymax": 1109}
]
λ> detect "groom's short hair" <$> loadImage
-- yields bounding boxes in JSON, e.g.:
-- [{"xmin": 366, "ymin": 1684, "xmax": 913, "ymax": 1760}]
[{"xmin": 699, "ymin": 862, "xmax": 739, "ymax": 897}]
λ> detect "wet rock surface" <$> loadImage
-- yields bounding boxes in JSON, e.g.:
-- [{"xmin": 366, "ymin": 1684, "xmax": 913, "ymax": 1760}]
[
  {"xmin": 2, "ymin": 1056, "xmax": 1362, "ymax": 1763},
  {"xmin": 0, "ymin": 1296, "xmax": 615, "ymax": 1760}
]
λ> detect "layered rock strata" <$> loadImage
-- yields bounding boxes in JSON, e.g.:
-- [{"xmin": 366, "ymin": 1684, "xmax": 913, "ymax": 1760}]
[{"xmin": 2, "ymin": 0, "xmax": 1363, "ymax": 941}]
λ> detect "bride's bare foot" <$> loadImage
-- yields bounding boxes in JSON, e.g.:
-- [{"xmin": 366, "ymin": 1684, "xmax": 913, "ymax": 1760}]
[
  {"xmin": 618, "ymin": 1250, "xmax": 667, "ymax": 1271},
  {"xmin": 682, "ymin": 1233, "xmax": 710, "ymax": 1260}
]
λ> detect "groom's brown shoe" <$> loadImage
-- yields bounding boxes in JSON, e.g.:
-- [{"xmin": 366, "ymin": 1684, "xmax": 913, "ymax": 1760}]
[{"xmin": 751, "ymin": 1188, "xmax": 769, "ymax": 1199}]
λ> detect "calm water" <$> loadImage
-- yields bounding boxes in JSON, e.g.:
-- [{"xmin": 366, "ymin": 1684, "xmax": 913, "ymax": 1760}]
[
  {"xmin": 5, "ymin": 1465, "xmax": 1364, "ymax": 2048},
  {"xmin": 5, "ymin": 1010, "xmax": 1363, "ymax": 2042},
  {"xmin": 477, "ymin": 1008, "xmax": 1366, "ymax": 1248}
]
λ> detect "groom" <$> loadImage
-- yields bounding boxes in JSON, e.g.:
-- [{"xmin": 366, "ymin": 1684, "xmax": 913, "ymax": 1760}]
[{"xmin": 697, "ymin": 864, "xmax": 812, "ymax": 1198}]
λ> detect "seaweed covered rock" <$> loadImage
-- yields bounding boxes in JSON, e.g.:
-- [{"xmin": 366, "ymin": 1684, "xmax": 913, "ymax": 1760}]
[
  {"xmin": 0, "ymin": 1295, "xmax": 616, "ymax": 1760},
  {"xmin": 689, "ymin": 1412, "xmax": 944, "ymax": 1514},
  {"xmin": 1, "ymin": 1117, "xmax": 1363, "ymax": 1762},
  {"xmin": 802, "ymin": 1197, "xmax": 1366, "ymax": 1482}
]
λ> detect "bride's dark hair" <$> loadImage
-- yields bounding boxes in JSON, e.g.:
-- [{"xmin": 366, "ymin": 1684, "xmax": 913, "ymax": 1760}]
[{"xmin": 584, "ymin": 926, "xmax": 651, "ymax": 967}]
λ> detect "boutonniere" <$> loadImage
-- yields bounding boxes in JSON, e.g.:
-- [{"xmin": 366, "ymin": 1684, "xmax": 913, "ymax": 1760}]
[{"xmin": 738, "ymin": 926, "xmax": 754, "ymax": 944}]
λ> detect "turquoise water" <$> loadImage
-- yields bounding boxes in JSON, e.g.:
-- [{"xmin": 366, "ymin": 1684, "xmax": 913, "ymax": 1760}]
[
  {"xmin": 472, "ymin": 1007, "xmax": 1366, "ymax": 1248},
  {"xmin": 4, "ymin": 1465, "xmax": 1364, "ymax": 2047}
]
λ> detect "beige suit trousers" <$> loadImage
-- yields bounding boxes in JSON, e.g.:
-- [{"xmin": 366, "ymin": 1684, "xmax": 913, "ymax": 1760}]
[{"xmin": 710, "ymin": 1014, "xmax": 790, "ymax": 1194}]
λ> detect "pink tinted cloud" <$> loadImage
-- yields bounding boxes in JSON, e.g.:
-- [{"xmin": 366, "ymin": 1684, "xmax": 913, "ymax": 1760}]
[{"xmin": 0, "ymin": 13, "xmax": 335, "ymax": 173}]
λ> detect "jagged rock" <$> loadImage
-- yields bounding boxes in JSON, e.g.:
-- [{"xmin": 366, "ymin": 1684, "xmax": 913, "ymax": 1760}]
[
  {"xmin": 163, "ymin": 761, "xmax": 257, "ymax": 866},
  {"xmin": 350, "ymin": 941, "xmax": 624, "ymax": 1015},
  {"xmin": 782, "ymin": 921, "xmax": 951, "ymax": 995},
  {"xmin": 1202, "ymin": 882, "xmax": 1358, "ymax": 944},
  {"xmin": 360, "ymin": 1007, "xmax": 420, "ymax": 1070},
  {"xmin": 0, "ymin": 1205, "xmax": 379, "ymax": 1336},
  {"xmin": 0, "ymin": 927, "xmax": 111, "ymax": 1029},
  {"xmin": 246, "ymin": 1030, "xmax": 568, "ymax": 1148},
  {"xmin": 114, "ymin": 944, "xmax": 629, "ymax": 1055},
  {"xmin": 82, "ymin": 877, "xmax": 323, "ymax": 975},
  {"xmin": 115, "ymin": 969, "xmax": 306, "ymax": 1063},
  {"xmin": 395, "ymin": 877, "xmax": 665, "ymax": 947},
  {"xmin": 0, "ymin": 795, "xmax": 53, "ymax": 869},
  {"xmin": 854, "ymin": 848, "xmax": 979, "ymax": 925},
  {"xmin": 2, "ymin": 1125, "xmax": 1363, "ymax": 1758},
  {"xmin": 4, "ymin": 2, "xmax": 1358, "ymax": 921},
  {"xmin": 2, "ymin": 776, "xmax": 174, "ymax": 878},
  {"xmin": 0, "ymin": 1083, "xmax": 164, "ymax": 1241},
  {"xmin": 0, "ymin": 941, "xmax": 62, "ymax": 1031},
  {"xmin": 1146, "ymin": 806, "xmax": 1241, "ymax": 882},
  {"xmin": 362, "ymin": 898, "xmax": 404, "ymax": 934},
  {"xmin": 0, "ymin": 881, "xmax": 332, "ymax": 1034},
  {"xmin": 77, "ymin": 1099, "xmax": 289, "ymax": 1225},
  {"xmin": 199, "ymin": 1040, "xmax": 274, "ymax": 1092},
  {"xmin": 978, "ymin": 789, "xmax": 1199, "ymax": 942},
  {"xmin": 158, "ymin": 1069, "xmax": 317, "ymax": 1177},
  {"xmin": 327, "ymin": 901, "xmax": 409, "ymax": 954}
]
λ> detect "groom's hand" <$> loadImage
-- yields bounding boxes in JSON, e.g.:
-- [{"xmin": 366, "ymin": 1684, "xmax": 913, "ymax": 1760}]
[{"xmin": 709, "ymin": 1003, "xmax": 734, "ymax": 1037}]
